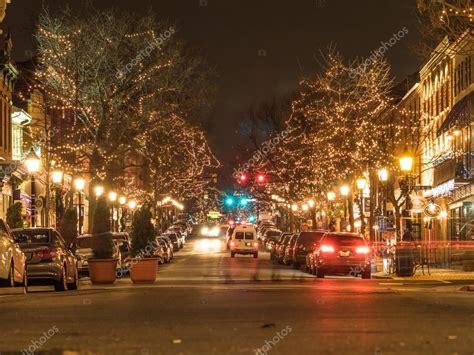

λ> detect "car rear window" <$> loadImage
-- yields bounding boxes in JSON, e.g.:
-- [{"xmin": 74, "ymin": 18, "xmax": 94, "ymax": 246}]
[
  {"xmin": 235, "ymin": 232, "xmax": 244, "ymax": 240},
  {"xmin": 298, "ymin": 232, "xmax": 324, "ymax": 245},
  {"xmin": 323, "ymin": 235, "xmax": 366, "ymax": 246},
  {"xmin": 245, "ymin": 232, "xmax": 254, "ymax": 240},
  {"xmin": 289, "ymin": 235, "xmax": 297, "ymax": 246},
  {"xmin": 13, "ymin": 231, "xmax": 50, "ymax": 244}
]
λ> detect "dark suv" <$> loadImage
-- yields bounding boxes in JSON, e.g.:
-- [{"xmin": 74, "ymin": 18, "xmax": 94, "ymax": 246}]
[
  {"xmin": 310, "ymin": 233, "xmax": 371, "ymax": 279},
  {"xmin": 292, "ymin": 231, "xmax": 326, "ymax": 269}
]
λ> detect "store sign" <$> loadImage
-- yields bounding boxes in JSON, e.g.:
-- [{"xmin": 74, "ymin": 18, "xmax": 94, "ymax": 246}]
[
  {"xmin": 424, "ymin": 203, "xmax": 441, "ymax": 218},
  {"xmin": 207, "ymin": 211, "xmax": 222, "ymax": 219},
  {"xmin": 411, "ymin": 196, "xmax": 426, "ymax": 213},
  {"xmin": 431, "ymin": 179, "xmax": 455, "ymax": 198}
]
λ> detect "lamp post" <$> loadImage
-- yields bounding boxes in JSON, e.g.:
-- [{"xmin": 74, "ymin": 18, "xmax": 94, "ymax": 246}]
[
  {"xmin": 25, "ymin": 149, "xmax": 40, "ymax": 227},
  {"xmin": 340, "ymin": 185, "xmax": 350, "ymax": 228},
  {"xmin": 327, "ymin": 191, "xmax": 336, "ymax": 230},
  {"xmin": 108, "ymin": 191, "xmax": 117, "ymax": 232},
  {"xmin": 94, "ymin": 185, "xmax": 104, "ymax": 198},
  {"xmin": 119, "ymin": 196, "xmax": 126, "ymax": 232},
  {"xmin": 399, "ymin": 154, "xmax": 414, "ymax": 240},
  {"xmin": 52, "ymin": 169, "xmax": 63, "ymax": 228},
  {"xmin": 74, "ymin": 176, "xmax": 86, "ymax": 235},
  {"xmin": 356, "ymin": 176, "xmax": 367, "ymax": 234}
]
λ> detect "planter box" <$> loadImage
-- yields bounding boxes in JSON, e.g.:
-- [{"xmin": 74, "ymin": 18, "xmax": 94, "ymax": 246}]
[
  {"xmin": 88, "ymin": 259, "xmax": 117, "ymax": 285},
  {"xmin": 130, "ymin": 258, "xmax": 158, "ymax": 283}
]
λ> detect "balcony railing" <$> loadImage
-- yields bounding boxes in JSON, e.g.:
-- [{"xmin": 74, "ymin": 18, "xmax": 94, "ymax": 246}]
[{"xmin": 433, "ymin": 152, "xmax": 474, "ymax": 187}]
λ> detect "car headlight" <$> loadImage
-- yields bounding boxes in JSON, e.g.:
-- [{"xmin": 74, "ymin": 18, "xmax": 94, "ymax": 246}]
[{"xmin": 201, "ymin": 227, "xmax": 209, "ymax": 236}]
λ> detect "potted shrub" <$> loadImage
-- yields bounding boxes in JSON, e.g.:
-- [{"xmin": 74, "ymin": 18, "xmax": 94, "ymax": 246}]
[
  {"xmin": 130, "ymin": 205, "xmax": 158, "ymax": 283},
  {"xmin": 88, "ymin": 196, "xmax": 117, "ymax": 284},
  {"xmin": 7, "ymin": 202, "xmax": 24, "ymax": 229}
]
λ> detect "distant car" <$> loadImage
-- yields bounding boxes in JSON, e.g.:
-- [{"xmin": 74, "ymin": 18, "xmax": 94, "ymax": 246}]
[
  {"xmin": 229, "ymin": 225, "xmax": 258, "ymax": 258},
  {"xmin": 270, "ymin": 232, "xmax": 292, "ymax": 261},
  {"xmin": 165, "ymin": 233, "xmax": 181, "ymax": 251},
  {"xmin": 111, "ymin": 232, "xmax": 132, "ymax": 270},
  {"xmin": 158, "ymin": 235, "xmax": 174, "ymax": 260},
  {"xmin": 157, "ymin": 238, "xmax": 172, "ymax": 263},
  {"xmin": 12, "ymin": 227, "xmax": 78, "ymax": 291},
  {"xmin": 292, "ymin": 231, "xmax": 326, "ymax": 269},
  {"xmin": 282, "ymin": 234, "xmax": 298, "ymax": 265},
  {"xmin": 263, "ymin": 229, "xmax": 281, "ymax": 251},
  {"xmin": 309, "ymin": 233, "xmax": 371, "ymax": 279},
  {"xmin": 0, "ymin": 220, "xmax": 27, "ymax": 291}
]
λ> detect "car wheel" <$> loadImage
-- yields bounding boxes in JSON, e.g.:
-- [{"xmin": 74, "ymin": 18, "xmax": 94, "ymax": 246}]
[
  {"xmin": 253, "ymin": 253, "xmax": 258, "ymax": 259},
  {"xmin": 67, "ymin": 266, "xmax": 78, "ymax": 290},
  {"xmin": 316, "ymin": 266, "xmax": 325, "ymax": 279},
  {"xmin": 361, "ymin": 270, "xmax": 371, "ymax": 279},
  {"xmin": 230, "ymin": 251, "xmax": 235, "ymax": 258},
  {"xmin": 54, "ymin": 266, "xmax": 68, "ymax": 292},
  {"xmin": 0, "ymin": 262, "xmax": 15, "ymax": 287}
]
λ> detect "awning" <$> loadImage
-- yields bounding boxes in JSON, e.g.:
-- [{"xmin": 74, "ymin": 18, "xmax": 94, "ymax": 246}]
[{"xmin": 437, "ymin": 92, "xmax": 473, "ymax": 136}]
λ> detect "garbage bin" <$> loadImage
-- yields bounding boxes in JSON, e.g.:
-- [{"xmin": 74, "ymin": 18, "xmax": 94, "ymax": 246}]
[{"xmin": 395, "ymin": 244, "xmax": 415, "ymax": 277}]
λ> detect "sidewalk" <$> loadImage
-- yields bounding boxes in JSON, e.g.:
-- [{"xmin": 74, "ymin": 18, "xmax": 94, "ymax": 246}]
[{"xmin": 373, "ymin": 267, "xmax": 474, "ymax": 281}]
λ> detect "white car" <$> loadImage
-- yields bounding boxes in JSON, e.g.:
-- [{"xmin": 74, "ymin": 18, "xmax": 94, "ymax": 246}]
[
  {"xmin": 229, "ymin": 225, "xmax": 259, "ymax": 258},
  {"xmin": 0, "ymin": 219, "xmax": 27, "ymax": 290}
]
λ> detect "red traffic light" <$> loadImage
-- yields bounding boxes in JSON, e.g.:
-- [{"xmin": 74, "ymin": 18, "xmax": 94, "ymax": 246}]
[
  {"xmin": 239, "ymin": 173, "xmax": 248, "ymax": 183},
  {"xmin": 256, "ymin": 173, "xmax": 267, "ymax": 184}
]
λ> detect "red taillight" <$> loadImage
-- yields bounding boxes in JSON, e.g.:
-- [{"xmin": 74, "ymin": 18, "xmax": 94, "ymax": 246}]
[
  {"xmin": 230, "ymin": 241, "xmax": 236, "ymax": 247},
  {"xmin": 356, "ymin": 246, "xmax": 370, "ymax": 254},
  {"xmin": 320, "ymin": 245, "xmax": 335, "ymax": 253},
  {"xmin": 36, "ymin": 249, "xmax": 56, "ymax": 259},
  {"xmin": 253, "ymin": 242, "xmax": 258, "ymax": 248}
]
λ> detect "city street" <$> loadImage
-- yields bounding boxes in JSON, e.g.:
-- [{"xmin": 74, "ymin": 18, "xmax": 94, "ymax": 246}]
[{"xmin": 1, "ymin": 237, "xmax": 473, "ymax": 355}]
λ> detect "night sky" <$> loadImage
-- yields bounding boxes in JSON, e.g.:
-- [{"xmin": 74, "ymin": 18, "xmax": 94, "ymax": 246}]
[{"xmin": 5, "ymin": 0, "xmax": 423, "ymax": 171}]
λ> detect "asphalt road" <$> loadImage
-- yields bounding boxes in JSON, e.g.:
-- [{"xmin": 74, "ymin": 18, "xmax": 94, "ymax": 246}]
[{"xmin": 0, "ymin": 237, "xmax": 473, "ymax": 355}]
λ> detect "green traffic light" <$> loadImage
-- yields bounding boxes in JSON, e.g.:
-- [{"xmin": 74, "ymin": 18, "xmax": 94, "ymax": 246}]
[{"xmin": 225, "ymin": 197, "xmax": 235, "ymax": 206}]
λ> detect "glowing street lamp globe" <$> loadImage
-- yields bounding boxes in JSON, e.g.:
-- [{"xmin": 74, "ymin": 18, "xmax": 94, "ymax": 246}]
[
  {"xmin": 25, "ymin": 149, "xmax": 40, "ymax": 173},
  {"xmin": 308, "ymin": 199, "xmax": 315, "ymax": 208},
  {"xmin": 327, "ymin": 191, "xmax": 336, "ymax": 201},
  {"xmin": 108, "ymin": 191, "xmax": 117, "ymax": 202},
  {"xmin": 399, "ymin": 155, "xmax": 413, "ymax": 172},
  {"xmin": 119, "ymin": 196, "xmax": 127, "ymax": 205},
  {"xmin": 356, "ymin": 177, "xmax": 367, "ymax": 190},
  {"xmin": 378, "ymin": 168, "xmax": 388, "ymax": 182},
  {"xmin": 95, "ymin": 185, "xmax": 104, "ymax": 197},
  {"xmin": 74, "ymin": 176, "xmax": 86, "ymax": 191},
  {"xmin": 340, "ymin": 185, "xmax": 350, "ymax": 196},
  {"xmin": 52, "ymin": 170, "xmax": 63, "ymax": 184},
  {"xmin": 128, "ymin": 200, "xmax": 137, "ymax": 209}
]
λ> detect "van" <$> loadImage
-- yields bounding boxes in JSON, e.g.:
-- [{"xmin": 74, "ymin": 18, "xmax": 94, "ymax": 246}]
[{"xmin": 229, "ymin": 225, "xmax": 258, "ymax": 258}]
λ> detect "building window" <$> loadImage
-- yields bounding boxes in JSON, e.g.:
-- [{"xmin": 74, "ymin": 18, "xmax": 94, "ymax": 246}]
[{"xmin": 12, "ymin": 124, "xmax": 22, "ymax": 161}]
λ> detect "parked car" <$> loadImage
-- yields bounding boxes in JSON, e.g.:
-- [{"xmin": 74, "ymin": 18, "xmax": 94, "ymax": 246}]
[
  {"xmin": 158, "ymin": 235, "xmax": 174, "ymax": 260},
  {"xmin": 292, "ymin": 231, "xmax": 326, "ymax": 269},
  {"xmin": 271, "ymin": 232, "xmax": 292, "ymax": 261},
  {"xmin": 309, "ymin": 233, "xmax": 371, "ymax": 279},
  {"xmin": 76, "ymin": 234, "xmax": 120, "ymax": 275},
  {"xmin": 165, "ymin": 233, "xmax": 181, "ymax": 251},
  {"xmin": 11, "ymin": 227, "xmax": 78, "ymax": 291},
  {"xmin": 157, "ymin": 238, "xmax": 172, "ymax": 263},
  {"xmin": 0, "ymin": 220, "xmax": 27, "ymax": 290},
  {"xmin": 262, "ymin": 229, "xmax": 281, "ymax": 251},
  {"xmin": 111, "ymin": 232, "xmax": 132, "ymax": 271},
  {"xmin": 282, "ymin": 234, "xmax": 298, "ymax": 265}
]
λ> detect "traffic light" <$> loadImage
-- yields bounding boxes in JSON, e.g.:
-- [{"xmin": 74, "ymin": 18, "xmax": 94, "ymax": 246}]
[
  {"xmin": 238, "ymin": 173, "xmax": 249, "ymax": 184},
  {"xmin": 239, "ymin": 197, "xmax": 249, "ymax": 207},
  {"xmin": 225, "ymin": 196, "xmax": 235, "ymax": 207},
  {"xmin": 256, "ymin": 173, "xmax": 267, "ymax": 184}
]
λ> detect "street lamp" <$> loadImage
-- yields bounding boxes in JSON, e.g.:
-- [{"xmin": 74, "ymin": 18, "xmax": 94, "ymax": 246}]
[
  {"xmin": 340, "ymin": 185, "xmax": 350, "ymax": 227},
  {"xmin": 128, "ymin": 200, "xmax": 137, "ymax": 210},
  {"xmin": 25, "ymin": 149, "xmax": 40, "ymax": 227},
  {"xmin": 308, "ymin": 199, "xmax": 315, "ymax": 208},
  {"xmin": 74, "ymin": 176, "xmax": 86, "ymax": 235},
  {"xmin": 95, "ymin": 185, "xmax": 104, "ymax": 198},
  {"xmin": 399, "ymin": 155, "xmax": 413, "ymax": 172},
  {"xmin": 378, "ymin": 168, "xmax": 388, "ymax": 182},
  {"xmin": 327, "ymin": 191, "xmax": 336, "ymax": 201},
  {"xmin": 291, "ymin": 204, "xmax": 298, "ymax": 212},
  {"xmin": 356, "ymin": 176, "xmax": 367, "ymax": 234},
  {"xmin": 51, "ymin": 170, "xmax": 63, "ymax": 228},
  {"xmin": 119, "ymin": 196, "xmax": 127, "ymax": 205}
]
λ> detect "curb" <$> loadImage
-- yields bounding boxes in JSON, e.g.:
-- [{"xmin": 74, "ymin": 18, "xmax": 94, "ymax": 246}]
[{"xmin": 0, "ymin": 287, "xmax": 26, "ymax": 296}]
